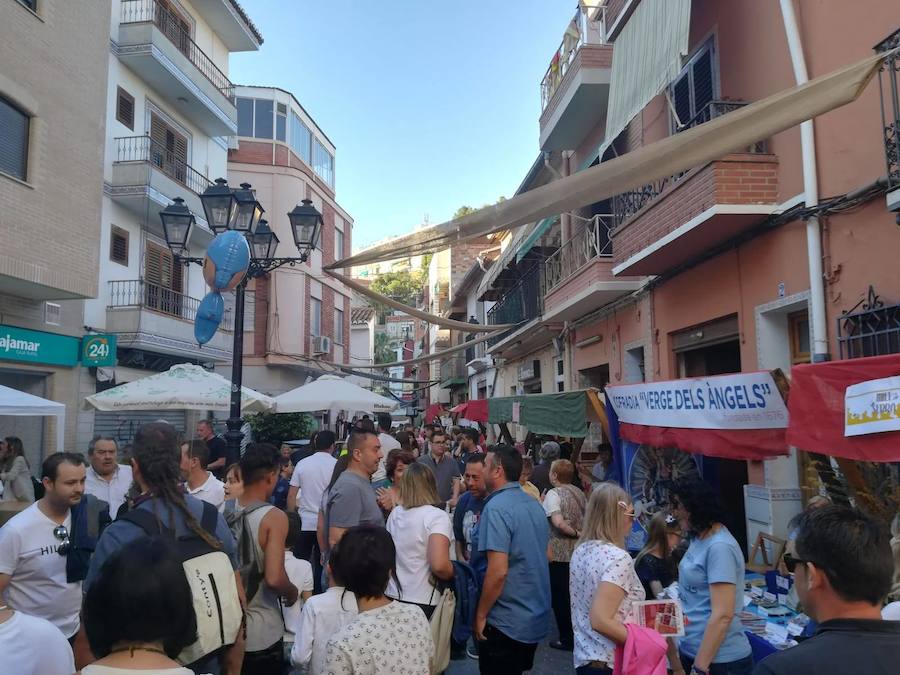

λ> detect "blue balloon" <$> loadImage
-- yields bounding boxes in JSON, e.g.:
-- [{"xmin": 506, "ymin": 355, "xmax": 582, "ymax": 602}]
[
  {"xmin": 194, "ymin": 291, "xmax": 224, "ymax": 345},
  {"xmin": 204, "ymin": 230, "xmax": 250, "ymax": 292}
]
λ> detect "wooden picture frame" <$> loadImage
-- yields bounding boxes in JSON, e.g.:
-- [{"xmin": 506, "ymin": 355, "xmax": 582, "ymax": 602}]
[{"xmin": 747, "ymin": 532, "xmax": 787, "ymax": 573}]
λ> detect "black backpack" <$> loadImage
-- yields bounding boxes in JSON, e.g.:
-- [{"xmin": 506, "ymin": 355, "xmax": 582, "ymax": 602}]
[{"xmin": 120, "ymin": 501, "xmax": 243, "ymax": 665}]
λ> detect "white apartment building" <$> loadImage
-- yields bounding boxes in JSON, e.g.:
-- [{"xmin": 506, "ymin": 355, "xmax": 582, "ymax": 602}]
[{"xmin": 79, "ymin": 0, "xmax": 262, "ymax": 446}]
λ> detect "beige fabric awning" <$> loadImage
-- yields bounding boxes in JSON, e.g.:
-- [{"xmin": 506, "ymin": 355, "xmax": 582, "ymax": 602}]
[{"xmin": 328, "ymin": 51, "xmax": 886, "ymax": 271}]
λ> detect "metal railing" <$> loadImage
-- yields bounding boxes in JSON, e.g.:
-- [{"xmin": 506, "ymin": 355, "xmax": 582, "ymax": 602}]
[
  {"xmin": 108, "ymin": 279, "xmax": 234, "ymax": 332},
  {"xmin": 613, "ymin": 100, "xmax": 763, "ymax": 229},
  {"xmin": 115, "ymin": 136, "xmax": 212, "ymax": 195},
  {"xmin": 540, "ymin": 5, "xmax": 607, "ymax": 110},
  {"xmin": 486, "ymin": 264, "xmax": 543, "ymax": 346},
  {"xmin": 876, "ymin": 29, "xmax": 900, "ymax": 189},
  {"xmin": 837, "ymin": 286, "xmax": 900, "ymax": 359},
  {"xmin": 465, "ymin": 339, "xmax": 486, "ymax": 364},
  {"xmin": 440, "ymin": 357, "xmax": 467, "ymax": 385},
  {"xmin": 542, "ymin": 214, "xmax": 613, "ymax": 295},
  {"xmin": 121, "ymin": 0, "xmax": 235, "ymax": 102}
]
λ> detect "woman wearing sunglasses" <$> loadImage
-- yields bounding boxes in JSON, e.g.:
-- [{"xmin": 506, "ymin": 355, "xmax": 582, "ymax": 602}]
[
  {"xmin": 669, "ymin": 478, "xmax": 752, "ymax": 675},
  {"xmin": 569, "ymin": 482, "xmax": 650, "ymax": 675}
]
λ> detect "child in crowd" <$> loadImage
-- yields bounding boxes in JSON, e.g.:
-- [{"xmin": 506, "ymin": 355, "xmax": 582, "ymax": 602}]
[
  {"xmin": 271, "ymin": 456, "xmax": 293, "ymax": 510},
  {"xmin": 291, "ymin": 539, "xmax": 359, "ymax": 675},
  {"xmin": 283, "ymin": 512, "xmax": 314, "ymax": 671},
  {"xmin": 220, "ymin": 462, "xmax": 243, "ymax": 515}
]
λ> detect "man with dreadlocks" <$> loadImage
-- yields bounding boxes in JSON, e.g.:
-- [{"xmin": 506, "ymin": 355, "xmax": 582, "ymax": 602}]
[{"xmin": 83, "ymin": 422, "xmax": 243, "ymax": 673}]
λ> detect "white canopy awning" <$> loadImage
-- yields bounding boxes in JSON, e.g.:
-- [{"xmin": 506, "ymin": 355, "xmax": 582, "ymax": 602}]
[
  {"xmin": 0, "ymin": 384, "xmax": 65, "ymax": 452},
  {"xmin": 84, "ymin": 363, "xmax": 275, "ymax": 414},
  {"xmin": 274, "ymin": 375, "xmax": 399, "ymax": 414}
]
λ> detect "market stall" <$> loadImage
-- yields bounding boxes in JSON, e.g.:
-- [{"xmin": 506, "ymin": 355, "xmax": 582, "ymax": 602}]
[
  {"xmin": 274, "ymin": 374, "xmax": 398, "ymax": 415},
  {"xmin": 0, "ymin": 384, "xmax": 65, "ymax": 462}
]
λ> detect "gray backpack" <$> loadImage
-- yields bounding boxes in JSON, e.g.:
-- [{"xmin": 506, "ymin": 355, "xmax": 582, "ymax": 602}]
[{"xmin": 224, "ymin": 500, "xmax": 270, "ymax": 602}]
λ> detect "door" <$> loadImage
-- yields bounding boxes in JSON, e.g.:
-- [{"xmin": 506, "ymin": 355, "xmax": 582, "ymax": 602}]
[
  {"xmin": 150, "ymin": 114, "xmax": 188, "ymax": 185},
  {"xmin": 155, "ymin": 0, "xmax": 191, "ymax": 57},
  {"xmin": 144, "ymin": 241, "xmax": 184, "ymax": 317}
]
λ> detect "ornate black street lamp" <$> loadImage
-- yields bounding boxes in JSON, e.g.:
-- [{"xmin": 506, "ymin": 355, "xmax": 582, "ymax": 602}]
[{"xmin": 160, "ymin": 179, "xmax": 322, "ymax": 463}]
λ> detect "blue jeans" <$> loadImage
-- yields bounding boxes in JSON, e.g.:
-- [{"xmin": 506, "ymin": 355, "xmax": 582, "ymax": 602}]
[
  {"xmin": 576, "ymin": 666, "xmax": 613, "ymax": 675},
  {"xmin": 680, "ymin": 653, "xmax": 754, "ymax": 675}
]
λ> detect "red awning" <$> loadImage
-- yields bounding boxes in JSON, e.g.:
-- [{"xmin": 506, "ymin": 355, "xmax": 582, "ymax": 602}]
[
  {"xmin": 450, "ymin": 399, "xmax": 489, "ymax": 424},
  {"xmin": 618, "ymin": 424, "xmax": 788, "ymax": 460},
  {"xmin": 787, "ymin": 353, "xmax": 900, "ymax": 462},
  {"xmin": 423, "ymin": 403, "xmax": 445, "ymax": 424}
]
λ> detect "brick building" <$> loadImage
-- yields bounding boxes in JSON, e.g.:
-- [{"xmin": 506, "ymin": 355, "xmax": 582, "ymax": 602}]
[{"xmin": 228, "ymin": 85, "xmax": 354, "ymax": 398}]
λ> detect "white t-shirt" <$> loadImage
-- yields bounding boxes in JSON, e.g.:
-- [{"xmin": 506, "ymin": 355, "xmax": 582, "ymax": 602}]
[
  {"xmin": 570, "ymin": 540, "xmax": 645, "ymax": 668},
  {"xmin": 0, "ymin": 502, "xmax": 82, "ymax": 637},
  {"xmin": 543, "ymin": 488, "xmax": 562, "ymax": 516},
  {"xmin": 186, "ymin": 472, "xmax": 226, "ymax": 509},
  {"xmin": 292, "ymin": 585, "xmax": 359, "ymax": 675},
  {"xmin": 385, "ymin": 504, "xmax": 453, "ymax": 605},
  {"xmin": 82, "ymin": 666, "xmax": 202, "ymax": 674},
  {"xmin": 0, "ymin": 610, "xmax": 75, "ymax": 675},
  {"xmin": 85, "ymin": 464, "xmax": 133, "ymax": 516},
  {"xmin": 323, "ymin": 600, "xmax": 433, "ymax": 675},
  {"xmin": 291, "ymin": 452, "xmax": 337, "ymax": 531},
  {"xmin": 371, "ymin": 433, "xmax": 401, "ymax": 483},
  {"xmin": 283, "ymin": 551, "xmax": 315, "ymax": 641}
]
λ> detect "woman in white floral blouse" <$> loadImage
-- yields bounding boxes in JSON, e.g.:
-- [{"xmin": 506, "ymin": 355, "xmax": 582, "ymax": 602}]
[{"xmin": 323, "ymin": 524, "xmax": 434, "ymax": 675}]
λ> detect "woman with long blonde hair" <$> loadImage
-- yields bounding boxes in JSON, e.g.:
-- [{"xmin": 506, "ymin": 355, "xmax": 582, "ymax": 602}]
[
  {"xmin": 569, "ymin": 483, "xmax": 649, "ymax": 675},
  {"xmin": 384, "ymin": 462, "xmax": 454, "ymax": 619}
]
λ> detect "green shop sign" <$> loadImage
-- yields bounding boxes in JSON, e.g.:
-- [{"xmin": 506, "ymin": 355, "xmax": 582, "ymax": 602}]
[{"xmin": 0, "ymin": 325, "xmax": 117, "ymax": 368}]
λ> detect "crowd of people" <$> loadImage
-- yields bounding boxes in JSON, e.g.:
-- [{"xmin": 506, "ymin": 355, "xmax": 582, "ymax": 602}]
[{"xmin": 0, "ymin": 414, "xmax": 899, "ymax": 675}]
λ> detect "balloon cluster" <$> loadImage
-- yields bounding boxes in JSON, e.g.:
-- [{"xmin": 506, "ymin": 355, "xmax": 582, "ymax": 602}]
[{"xmin": 194, "ymin": 231, "xmax": 251, "ymax": 345}]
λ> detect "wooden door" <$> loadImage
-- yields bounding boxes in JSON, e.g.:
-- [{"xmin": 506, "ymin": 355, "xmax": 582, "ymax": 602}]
[
  {"xmin": 145, "ymin": 241, "xmax": 184, "ymax": 317},
  {"xmin": 150, "ymin": 114, "xmax": 188, "ymax": 185}
]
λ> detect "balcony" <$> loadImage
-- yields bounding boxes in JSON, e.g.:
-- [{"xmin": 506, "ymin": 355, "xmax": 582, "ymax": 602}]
[
  {"xmin": 187, "ymin": 0, "xmax": 263, "ymax": 52},
  {"xmin": 611, "ymin": 101, "xmax": 778, "ymax": 276},
  {"xmin": 118, "ymin": 0, "xmax": 237, "ymax": 137},
  {"xmin": 486, "ymin": 263, "xmax": 560, "ymax": 359},
  {"xmin": 539, "ymin": 5, "xmax": 612, "ymax": 151},
  {"xmin": 542, "ymin": 215, "xmax": 644, "ymax": 322},
  {"xmin": 106, "ymin": 279, "xmax": 233, "ymax": 361},
  {"xmin": 440, "ymin": 357, "xmax": 467, "ymax": 389},
  {"xmin": 108, "ymin": 136, "xmax": 214, "ymax": 242},
  {"xmin": 876, "ymin": 29, "xmax": 900, "ymax": 213}
]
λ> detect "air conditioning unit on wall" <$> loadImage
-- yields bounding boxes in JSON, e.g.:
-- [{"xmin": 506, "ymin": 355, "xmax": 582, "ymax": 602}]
[{"xmin": 311, "ymin": 335, "xmax": 332, "ymax": 355}]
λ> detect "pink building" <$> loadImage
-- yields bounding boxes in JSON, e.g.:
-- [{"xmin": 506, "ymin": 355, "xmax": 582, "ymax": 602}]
[{"xmin": 228, "ymin": 85, "xmax": 354, "ymax": 395}]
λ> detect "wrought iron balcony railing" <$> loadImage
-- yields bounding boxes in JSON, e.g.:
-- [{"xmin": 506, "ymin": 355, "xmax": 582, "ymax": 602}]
[
  {"xmin": 876, "ymin": 29, "xmax": 900, "ymax": 189},
  {"xmin": 108, "ymin": 279, "xmax": 234, "ymax": 331},
  {"xmin": 612, "ymin": 100, "xmax": 763, "ymax": 229},
  {"xmin": 542, "ymin": 214, "xmax": 613, "ymax": 295},
  {"xmin": 121, "ymin": 0, "xmax": 235, "ymax": 102},
  {"xmin": 115, "ymin": 135, "xmax": 213, "ymax": 196},
  {"xmin": 540, "ymin": 4, "xmax": 608, "ymax": 110},
  {"xmin": 486, "ymin": 263, "xmax": 543, "ymax": 346}
]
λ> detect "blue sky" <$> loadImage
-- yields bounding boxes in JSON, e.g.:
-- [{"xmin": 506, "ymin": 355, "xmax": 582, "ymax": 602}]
[{"xmin": 229, "ymin": 1, "xmax": 577, "ymax": 250}]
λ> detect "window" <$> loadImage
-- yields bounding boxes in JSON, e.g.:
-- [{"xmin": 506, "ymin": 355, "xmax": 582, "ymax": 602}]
[
  {"xmin": 276, "ymin": 103, "xmax": 287, "ymax": 142},
  {"xmin": 149, "ymin": 114, "xmax": 188, "ymax": 185},
  {"xmin": 116, "ymin": 87, "xmax": 135, "ymax": 130},
  {"xmin": 312, "ymin": 137, "xmax": 334, "ymax": 187},
  {"xmin": 144, "ymin": 241, "xmax": 184, "ymax": 317},
  {"xmin": 110, "ymin": 226, "xmax": 129, "ymax": 266},
  {"xmin": 236, "ymin": 97, "xmax": 254, "ymax": 137},
  {"xmin": 334, "ymin": 308, "xmax": 344, "ymax": 344},
  {"xmin": 0, "ymin": 96, "xmax": 30, "ymax": 180},
  {"xmin": 335, "ymin": 228, "xmax": 344, "ymax": 260},
  {"xmin": 670, "ymin": 39, "xmax": 716, "ymax": 127},
  {"xmin": 290, "ymin": 112, "xmax": 311, "ymax": 163},
  {"xmin": 788, "ymin": 311, "xmax": 811, "ymax": 365},
  {"xmin": 254, "ymin": 99, "xmax": 273, "ymax": 139},
  {"xmin": 310, "ymin": 297, "xmax": 322, "ymax": 336}
]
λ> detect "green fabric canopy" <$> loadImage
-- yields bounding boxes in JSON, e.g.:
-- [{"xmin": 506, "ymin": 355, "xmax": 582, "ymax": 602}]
[{"xmin": 488, "ymin": 391, "xmax": 589, "ymax": 437}]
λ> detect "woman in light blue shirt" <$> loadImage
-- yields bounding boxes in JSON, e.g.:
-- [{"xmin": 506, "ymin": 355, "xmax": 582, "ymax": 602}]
[{"xmin": 670, "ymin": 478, "xmax": 752, "ymax": 675}]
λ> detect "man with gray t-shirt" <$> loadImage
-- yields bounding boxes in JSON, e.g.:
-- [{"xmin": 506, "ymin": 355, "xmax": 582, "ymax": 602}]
[{"xmin": 325, "ymin": 429, "xmax": 384, "ymax": 553}]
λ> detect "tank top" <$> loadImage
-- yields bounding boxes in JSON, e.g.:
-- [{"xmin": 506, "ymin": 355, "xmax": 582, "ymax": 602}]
[{"xmin": 243, "ymin": 504, "xmax": 284, "ymax": 652}]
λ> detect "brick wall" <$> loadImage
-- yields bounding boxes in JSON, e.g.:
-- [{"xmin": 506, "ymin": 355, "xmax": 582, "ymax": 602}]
[
  {"xmin": 612, "ymin": 154, "xmax": 778, "ymax": 266},
  {"xmin": 539, "ymin": 43, "xmax": 614, "ymax": 128},
  {"xmin": 323, "ymin": 286, "xmax": 334, "ymax": 360},
  {"xmin": 229, "ymin": 140, "xmax": 336, "ymax": 200},
  {"xmin": 252, "ymin": 276, "xmax": 269, "ymax": 355}
]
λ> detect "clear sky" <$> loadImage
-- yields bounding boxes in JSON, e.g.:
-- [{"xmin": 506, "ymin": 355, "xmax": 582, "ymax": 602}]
[{"xmin": 229, "ymin": 1, "xmax": 577, "ymax": 250}]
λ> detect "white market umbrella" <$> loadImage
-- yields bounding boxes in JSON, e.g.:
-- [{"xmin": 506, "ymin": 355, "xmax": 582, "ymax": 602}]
[
  {"xmin": 274, "ymin": 374, "xmax": 399, "ymax": 414},
  {"xmin": 84, "ymin": 363, "xmax": 274, "ymax": 414},
  {"xmin": 0, "ymin": 384, "xmax": 66, "ymax": 452}
]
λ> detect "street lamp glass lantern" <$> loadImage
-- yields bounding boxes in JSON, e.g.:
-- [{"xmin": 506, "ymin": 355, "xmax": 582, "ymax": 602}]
[
  {"xmin": 249, "ymin": 219, "xmax": 279, "ymax": 260},
  {"xmin": 287, "ymin": 199, "xmax": 323, "ymax": 255},
  {"xmin": 200, "ymin": 178, "xmax": 238, "ymax": 234},
  {"xmin": 232, "ymin": 183, "xmax": 264, "ymax": 235},
  {"xmin": 159, "ymin": 197, "xmax": 195, "ymax": 252}
]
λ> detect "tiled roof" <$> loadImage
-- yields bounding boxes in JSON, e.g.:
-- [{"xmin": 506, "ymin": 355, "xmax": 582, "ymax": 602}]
[
  {"xmin": 351, "ymin": 307, "xmax": 375, "ymax": 325},
  {"xmin": 229, "ymin": 0, "xmax": 264, "ymax": 45}
]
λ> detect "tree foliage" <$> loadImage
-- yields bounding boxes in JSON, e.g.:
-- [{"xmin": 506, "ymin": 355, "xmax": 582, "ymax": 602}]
[
  {"xmin": 245, "ymin": 411, "xmax": 313, "ymax": 445},
  {"xmin": 374, "ymin": 331, "xmax": 395, "ymax": 365},
  {"xmin": 370, "ymin": 270, "xmax": 426, "ymax": 306}
]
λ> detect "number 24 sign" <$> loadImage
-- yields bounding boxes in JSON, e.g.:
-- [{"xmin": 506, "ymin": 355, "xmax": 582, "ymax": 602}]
[{"xmin": 81, "ymin": 335, "xmax": 117, "ymax": 367}]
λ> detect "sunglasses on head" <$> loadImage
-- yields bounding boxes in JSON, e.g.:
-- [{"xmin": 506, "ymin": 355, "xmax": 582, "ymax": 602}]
[{"xmin": 53, "ymin": 525, "xmax": 70, "ymax": 557}]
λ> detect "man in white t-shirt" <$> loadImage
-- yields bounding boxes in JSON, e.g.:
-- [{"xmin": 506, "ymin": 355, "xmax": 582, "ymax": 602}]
[
  {"xmin": 180, "ymin": 439, "xmax": 226, "ymax": 509},
  {"xmin": 85, "ymin": 435, "xmax": 133, "ymax": 517},
  {"xmin": 0, "ymin": 604, "xmax": 75, "ymax": 674},
  {"xmin": 0, "ymin": 452, "xmax": 88, "ymax": 639},
  {"xmin": 372, "ymin": 414, "xmax": 401, "ymax": 483},
  {"xmin": 287, "ymin": 431, "xmax": 337, "ymax": 593}
]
